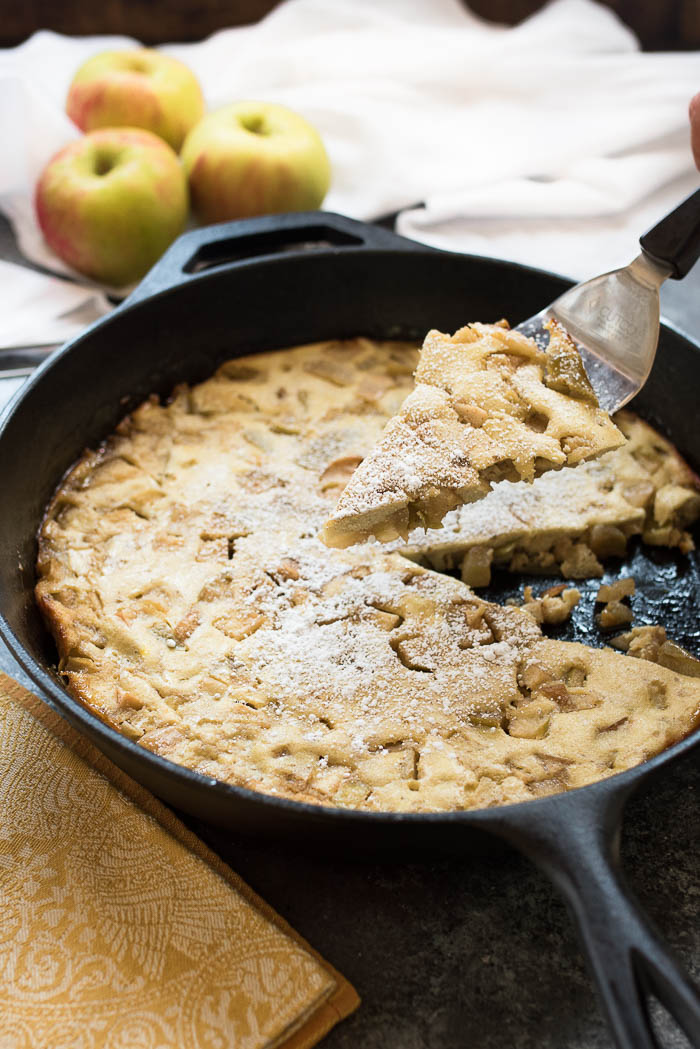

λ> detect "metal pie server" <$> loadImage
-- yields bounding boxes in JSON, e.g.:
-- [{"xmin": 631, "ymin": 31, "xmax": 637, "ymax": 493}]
[{"xmin": 516, "ymin": 187, "xmax": 700, "ymax": 413}]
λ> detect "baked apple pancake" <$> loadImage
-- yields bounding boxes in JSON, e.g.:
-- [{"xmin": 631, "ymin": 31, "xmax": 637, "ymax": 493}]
[{"xmin": 36, "ymin": 336, "xmax": 700, "ymax": 813}]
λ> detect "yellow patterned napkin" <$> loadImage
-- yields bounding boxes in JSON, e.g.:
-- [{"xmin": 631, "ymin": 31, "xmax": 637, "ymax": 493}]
[{"xmin": 0, "ymin": 673, "xmax": 359, "ymax": 1048}]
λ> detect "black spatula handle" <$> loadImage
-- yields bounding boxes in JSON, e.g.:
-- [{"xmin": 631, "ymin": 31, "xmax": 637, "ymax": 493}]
[{"xmin": 640, "ymin": 187, "xmax": 700, "ymax": 279}]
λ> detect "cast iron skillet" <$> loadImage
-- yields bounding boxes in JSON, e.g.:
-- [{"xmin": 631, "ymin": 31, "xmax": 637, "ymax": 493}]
[{"xmin": 0, "ymin": 213, "xmax": 699, "ymax": 1049}]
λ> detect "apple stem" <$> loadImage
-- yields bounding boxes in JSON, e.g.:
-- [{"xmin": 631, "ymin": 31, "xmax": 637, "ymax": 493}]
[
  {"xmin": 94, "ymin": 155, "xmax": 115, "ymax": 176},
  {"xmin": 241, "ymin": 115, "xmax": 268, "ymax": 136}
]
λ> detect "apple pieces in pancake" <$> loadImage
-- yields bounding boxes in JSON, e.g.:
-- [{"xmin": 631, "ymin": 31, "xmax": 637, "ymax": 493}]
[
  {"xmin": 35, "ymin": 337, "xmax": 700, "ymax": 814},
  {"xmin": 322, "ymin": 321, "xmax": 625, "ymax": 548},
  {"xmin": 37, "ymin": 518, "xmax": 700, "ymax": 813},
  {"xmin": 402, "ymin": 410, "xmax": 700, "ymax": 585}
]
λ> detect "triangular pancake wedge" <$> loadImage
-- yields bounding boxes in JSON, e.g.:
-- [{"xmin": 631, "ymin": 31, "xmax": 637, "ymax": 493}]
[{"xmin": 322, "ymin": 321, "xmax": 624, "ymax": 548}]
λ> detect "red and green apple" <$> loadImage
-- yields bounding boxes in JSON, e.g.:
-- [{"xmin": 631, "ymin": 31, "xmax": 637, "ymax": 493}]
[
  {"xmin": 67, "ymin": 49, "xmax": 204, "ymax": 152},
  {"xmin": 181, "ymin": 101, "xmax": 331, "ymax": 222},
  {"xmin": 35, "ymin": 127, "xmax": 188, "ymax": 286}
]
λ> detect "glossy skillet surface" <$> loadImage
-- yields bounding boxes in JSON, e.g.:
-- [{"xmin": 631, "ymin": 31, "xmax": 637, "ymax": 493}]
[{"xmin": 0, "ymin": 213, "xmax": 698, "ymax": 1048}]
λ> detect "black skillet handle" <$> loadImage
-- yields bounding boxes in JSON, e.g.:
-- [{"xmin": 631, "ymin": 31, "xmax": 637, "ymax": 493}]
[
  {"xmin": 640, "ymin": 188, "xmax": 700, "ymax": 279},
  {"xmin": 491, "ymin": 784, "xmax": 700, "ymax": 1049},
  {"xmin": 125, "ymin": 211, "xmax": 423, "ymax": 307}
]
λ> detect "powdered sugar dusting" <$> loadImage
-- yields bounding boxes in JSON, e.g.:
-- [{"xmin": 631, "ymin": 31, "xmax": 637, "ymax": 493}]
[
  {"xmin": 324, "ymin": 323, "xmax": 623, "ymax": 545},
  {"xmin": 36, "ymin": 336, "xmax": 699, "ymax": 816}
]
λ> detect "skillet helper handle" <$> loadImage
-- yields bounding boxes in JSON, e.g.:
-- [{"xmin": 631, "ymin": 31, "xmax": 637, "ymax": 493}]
[
  {"xmin": 494, "ymin": 788, "xmax": 700, "ymax": 1049},
  {"xmin": 125, "ymin": 211, "xmax": 421, "ymax": 306},
  {"xmin": 640, "ymin": 188, "xmax": 700, "ymax": 279}
]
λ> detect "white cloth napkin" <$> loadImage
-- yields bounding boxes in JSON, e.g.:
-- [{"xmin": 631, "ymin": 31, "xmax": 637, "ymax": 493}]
[
  {"xmin": 0, "ymin": 0, "xmax": 698, "ymax": 349},
  {"xmin": 0, "ymin": 260, "xmax": 110, "ymax": 348}
]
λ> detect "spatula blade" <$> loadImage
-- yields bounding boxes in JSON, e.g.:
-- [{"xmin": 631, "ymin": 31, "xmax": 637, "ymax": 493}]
[{"xmin": 516, "ymin": 253, "xmax": 670, "ymax": 415}]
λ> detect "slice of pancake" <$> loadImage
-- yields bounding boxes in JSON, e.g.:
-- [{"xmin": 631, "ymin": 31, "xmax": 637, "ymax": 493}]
[
  {"xmin": 403, "ymin": 411, "xmax": 700, "ymax": 583},
  {"xmin": 322, "ymin": 321, "xmax": 624, "ymax": 548}
]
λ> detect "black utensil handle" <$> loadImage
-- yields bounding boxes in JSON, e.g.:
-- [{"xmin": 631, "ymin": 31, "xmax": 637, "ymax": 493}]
[
  {"xmin": 125, "ymin": 211, "xmax": 423, "ymax": 306},
  {"xmin": 491, "ymin": 785, "xmax": 700, "ymax": 1049},
  {"xmin": 640, "ymin": 188, "xmax": 700, "ymax": 280}
]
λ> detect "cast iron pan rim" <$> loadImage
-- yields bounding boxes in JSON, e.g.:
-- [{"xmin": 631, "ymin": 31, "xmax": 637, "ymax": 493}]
[
  {"xmin": 2, "ymin": 230, "xmax": 696, "ymax": 416},
  {"xmin": 2, "ymin": 241, "xmax": 700, "ymax": 830},
  {"xmin": 0, "ymin": 234, "xmax": 588, "ymax": 417}
]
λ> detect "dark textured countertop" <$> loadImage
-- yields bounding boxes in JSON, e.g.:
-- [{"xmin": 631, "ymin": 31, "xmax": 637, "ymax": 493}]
[{"xmin": 1, "ymin": 214, "xmax": 698, "ymax": 1049}]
